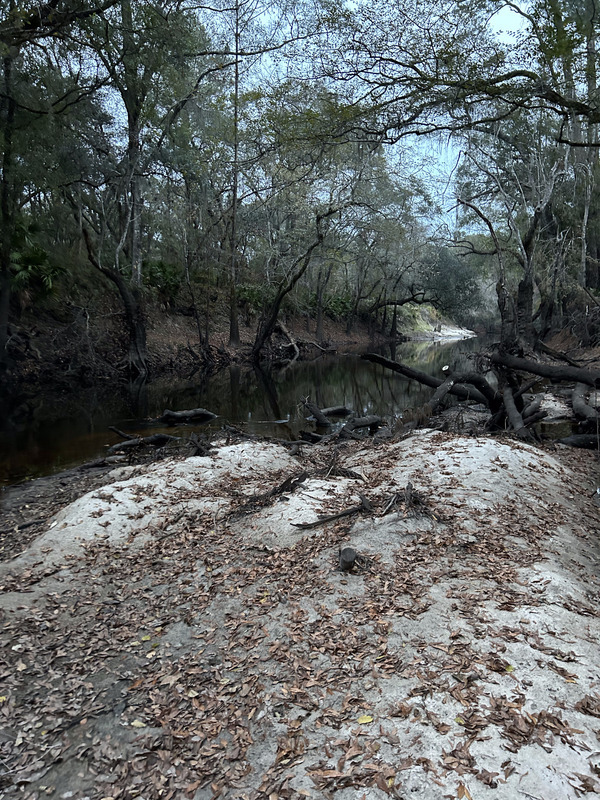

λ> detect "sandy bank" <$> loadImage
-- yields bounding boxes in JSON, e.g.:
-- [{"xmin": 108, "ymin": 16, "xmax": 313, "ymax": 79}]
[{"xmin": 1, "ymin": 433, "xmax": 599, "ymax": 799}]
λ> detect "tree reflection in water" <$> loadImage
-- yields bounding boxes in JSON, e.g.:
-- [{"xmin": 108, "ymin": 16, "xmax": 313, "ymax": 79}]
[{"xmin": 1, "ymin": 337, "xmax": 487, "ymax": 484}]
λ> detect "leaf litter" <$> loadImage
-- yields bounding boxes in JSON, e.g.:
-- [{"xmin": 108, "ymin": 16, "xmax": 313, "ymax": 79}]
[{"xmin": 0, "ymin": 431, "xmax": 599, "ymax": 799}]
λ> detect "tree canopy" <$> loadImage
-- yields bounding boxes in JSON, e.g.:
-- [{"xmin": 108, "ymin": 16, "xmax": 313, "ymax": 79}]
[{"xmin": 1, "ymin": 0, "xmax": 599, "ymax": 373}]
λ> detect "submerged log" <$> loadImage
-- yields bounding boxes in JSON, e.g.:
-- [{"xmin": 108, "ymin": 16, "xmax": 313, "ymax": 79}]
[
  {"xmin": 362, "ymin": 353, "xmax": 488, "ymax": 405},
  {"xmin": 108, "ymin": 433, "xmax": 180, "ymax": 453},
  {"xmin": 158, "ymin": 407, "xmax": 217, "ymax": 426}
]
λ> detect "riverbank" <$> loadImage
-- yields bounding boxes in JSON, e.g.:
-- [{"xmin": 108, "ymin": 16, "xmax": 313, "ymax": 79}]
[
  {"xmin": 1, "ymin": 431, "xmax": 599, "ymax": 799},
  {"xmin": 1, "ymin": 332, "xmax": 489, "ymax": 487},
  {"xmin": 2, "ymin": 293, "xmax": 474, "ymax": 401}
]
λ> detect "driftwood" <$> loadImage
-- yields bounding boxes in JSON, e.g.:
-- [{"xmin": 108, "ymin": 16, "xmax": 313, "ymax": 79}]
[
  {"xmin": 572, "ymin": 383, "xmax": 599, "ymax": 423},
  {"xmin": 522, "ymin": 409, "xmax": 548, "ymax": 427},
  {"xmin": 342, "ymin": 415, "xmax": 382, "ymax": 433},
  {"xmin": 490, "ymin": 351, "xmax": 600, "ymax": 388},
  {"xmin": 559, "ymin": 434, "xmax": 599, "ymax": 449},
  {"xmin": 108, "ymin": 433, "xmax": 180, "ymax": 453},
  {"xmin": 109, "ymin": 426, "xmax": 136, "ymax": 441},
  {"xmin": 292, "ymin": 493, "xmax": 373, "ymax": 530},
  {"xmin": 522, "ymin": 395, "xmax": 543, "ymax": 419},
  {"xmin": 304, "ymin": 400, "xmax": 331, "ymax": 426},
  {"xmin": 514, "ymin": 378, "xmax": 540, "ymax": 401},
  {"xmin": 502, "ymin": 387, "xmax": 534, "ymax": 441},
  {"xmin": 535, "ymin": 341, "xmax": 582, "ymax": 368},
  {"xmin": 158, "ymin": 407, "xmax": 217, "ymax": 426},
  {"xmin": 361, "ymin": 353, "xmax": 488, "ymax": 405},
  {"xmin": 321, "ymin": 405, "xmax": 353, "ymax": 417}
]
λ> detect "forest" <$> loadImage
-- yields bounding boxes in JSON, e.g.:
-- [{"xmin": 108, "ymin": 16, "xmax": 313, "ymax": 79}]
[
  {"xmin": 1, "ymin": 0, "xmax": 600, "ymax": 387},
  {"xmin": 5, "ymin": 5, "xmax": 600, "ymax": 799}
]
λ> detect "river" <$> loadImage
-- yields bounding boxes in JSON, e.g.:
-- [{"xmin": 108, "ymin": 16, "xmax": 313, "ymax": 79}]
[{"xmin": 0, "ymin": 336, "xmax": 488, "ymax": 485}]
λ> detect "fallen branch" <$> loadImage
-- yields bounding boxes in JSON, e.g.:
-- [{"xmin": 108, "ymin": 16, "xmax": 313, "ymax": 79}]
[
  {"xmin": 292, "ymin": 493, "xmax": 373, "ymax": 530},
  {"xmin": 490, "ymin": 351, "xmax": 600, "ymax": 388},
  {"xmin": 503, "ymin": 386, "xmax": 535, "ymax": 441},
  {"xmin": 158, "ymin": 407, "xmax": 217, "ymax": 426},
  {"xmin": 522, "ymin": 409, "xmax": 548, "ymax": 427},
  {"xmin": 303, "ymin": 399, "xmax": 331, "ymax": 426},
  {"xmin": 342, "ymin": 415, "xmax": 382, "ymax": 433},
  {"xmin": 362, "ymin": 353, "xmax": 488, "ymax": 405},
  {"xmin": 108, "ymin": 433, "xmax": 180, "ymax": 453},
  {"xmin": 321, "ymin": 406, "xmax": 353, "ymax": 417},
  {"xmin": 108, "ymin": 426, "xmax": 136, "ymax": 441},
  {"xmin": 276, "ymin": 320, "xmax": 300, "ymax": 364}
]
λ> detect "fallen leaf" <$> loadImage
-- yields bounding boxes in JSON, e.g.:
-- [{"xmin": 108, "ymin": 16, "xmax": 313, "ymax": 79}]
[
  {"xmin": 457, "ymin": 783, "xmax": 473, "ymax": 800},
  {"xmin": 358, "ymin": 715, "xmax": 374, "ymax": 724}
]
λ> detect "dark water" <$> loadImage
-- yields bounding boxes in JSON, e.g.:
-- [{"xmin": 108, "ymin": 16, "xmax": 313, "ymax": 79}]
[{"xmin": 0, "ymin": 337, "xmax": 489, "ymax": 486}]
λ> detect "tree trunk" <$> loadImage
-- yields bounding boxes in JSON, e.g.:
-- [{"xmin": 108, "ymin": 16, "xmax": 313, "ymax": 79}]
[
  {"xmin": 390, "ymin": 304, "xmax": 398, "ymax": 338},
  {"xmin": 252, "ymin": 210, "xmax": 333, "ymax": 361},
  {"xmin": 315, "ymin": 267, "xmax": 325, "ymax": 343},
  {"xmin": 516, "ymin": 273, "xmax": 535, "ymax": 344},
  {"xmin": 228, "ymin": 3, "xmax": 241, "ymax": 348},
  {"xmin": 121, "ymin": 0, "xmax": 143, "ymax": 288},
  {"xmin": 82, "ymin": 227, "xmax": 148, "ymax": 377},
  {"xmin": 108, "ymin": 269, "xmax": 148, "ymax": 377},
  {"xmin": 0, "ymin": 50, "xmax": 16, "ymax": 370}
]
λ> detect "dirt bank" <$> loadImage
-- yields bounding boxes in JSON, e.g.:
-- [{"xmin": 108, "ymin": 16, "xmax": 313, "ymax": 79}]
[{"xmin": 1, "ymin": 432, "xmax": 599, "ymax": 799}]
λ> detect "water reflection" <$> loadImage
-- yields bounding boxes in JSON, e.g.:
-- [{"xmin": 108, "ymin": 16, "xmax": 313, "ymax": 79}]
[{"xmin": 0, "ymin": 336, "xmax": 488, "ymax": 484}]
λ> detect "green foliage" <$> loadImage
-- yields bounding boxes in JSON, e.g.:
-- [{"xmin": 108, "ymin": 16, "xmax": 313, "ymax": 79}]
[
  {"xmin": 429, "ymin": 248, "xmax": 484, "ymax": 325},
  {"xmin": 237, "ymin": 283, "xmax": 277, "ymax": 312},
  {"xmin": 10, "ymin": 221, "xmax": 65, "ymax": 296},
  {"xmin": 144, "ymin": 260, "xmax": 183, "ymax": 303},
  {"xmin": 325, "ymin": 294, "xmax": 353, "ymax": 321}
]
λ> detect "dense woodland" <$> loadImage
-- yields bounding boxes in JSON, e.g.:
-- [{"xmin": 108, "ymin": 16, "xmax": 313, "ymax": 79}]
[{"xmin": 1, "ymin": 0, "xmax": 600, "ymax": 384}]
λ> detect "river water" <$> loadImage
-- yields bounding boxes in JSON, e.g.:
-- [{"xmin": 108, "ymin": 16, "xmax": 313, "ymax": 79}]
[{"xmin": 0, "ymin": 336, "xmax": 488, "ymax": 485}]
